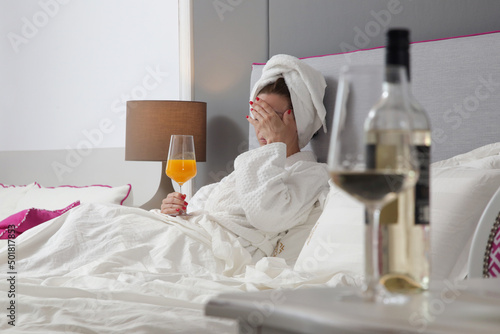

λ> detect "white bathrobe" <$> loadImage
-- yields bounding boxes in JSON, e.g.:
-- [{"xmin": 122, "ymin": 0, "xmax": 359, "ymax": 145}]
[{"xmin": 187, "ymin": 142, "xmax": 330, "ymax": 265}]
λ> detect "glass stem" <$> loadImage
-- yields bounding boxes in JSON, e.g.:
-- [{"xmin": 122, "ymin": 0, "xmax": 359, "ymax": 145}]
[
  {"xmin": 364, "ymin": 205, "xmax": 381, "ymax": 298},
  {"xmin": 178, "ymin": 183, "xmax": 184, "ymax": 215}
]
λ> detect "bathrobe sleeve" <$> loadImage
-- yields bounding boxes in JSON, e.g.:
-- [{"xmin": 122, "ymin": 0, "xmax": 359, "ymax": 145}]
[
  {"xmin": 188, "ymin": 182, "xmax": 218, "ymax": 213},
  {"xmin": 233, "ymin": 142, "xmax": 329, "ymax": 233}
]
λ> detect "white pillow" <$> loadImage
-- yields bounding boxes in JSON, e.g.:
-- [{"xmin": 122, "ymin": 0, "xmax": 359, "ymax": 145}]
[
  {"xmin": 431, "ymin": 159, "xmax": 500, "ymax": 280},
  {"xmin": 0, "ymin": 183, "xmax": 37, "ymax": 221},
  {"xmin": 15, "ymin": 184, "xmax": 132, "ymax": 212},
  {"xmin": 429, "ymin": 142, "xmax": 500, "ymax": 279},
  {"xmin": 294, "ymin": 180, "xmax": 365, "ymax": 276},
  {"xmin": 432, "ymin": 142, "xmax": 500, "ymax": 168},
  {"xmin": 295, "ymin": 142, "xmax": 500, "ymax": 281}
]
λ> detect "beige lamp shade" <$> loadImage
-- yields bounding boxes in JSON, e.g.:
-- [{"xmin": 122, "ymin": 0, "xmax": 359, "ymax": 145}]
[{"xmin": 125, "ymin": 100, "xmax": 207, "ymax": 162}]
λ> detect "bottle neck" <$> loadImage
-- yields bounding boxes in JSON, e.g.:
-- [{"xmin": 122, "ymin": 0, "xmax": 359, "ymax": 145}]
[
  {"xmin": 386, "ymin": 48, "xmax": 410, "ymax": 82},
  {"xmin": 382, "ymin": 66, "xmax": 410, "ymax": 102},
  {"xmin": 381, "ymin": 82, "xmax": 407, "ymax": 101}
]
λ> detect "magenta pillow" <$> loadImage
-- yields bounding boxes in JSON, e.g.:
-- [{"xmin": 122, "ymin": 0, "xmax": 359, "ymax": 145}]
[
  {"xmin": 0, "ymin": 201, "xmax": 80, "ymax": 239},
  {"xmin": 488, "ymin": 225, "xmax": 500, "ymax": 277}
]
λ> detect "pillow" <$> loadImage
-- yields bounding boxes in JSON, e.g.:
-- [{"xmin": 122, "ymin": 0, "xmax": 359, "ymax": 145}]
[
  {"xmin": 431, "ymin": 142, "xmax": 500, "ymax": 168},
  {"xmin": 0, "ymin": 201, "xmax": 80, "ymax": 239},
  {"xmin": 15, "ymin": 184, "xmax": 132, "ymax": 212},
  {"xmin": 271, "ymin": 197, "xmax": 325, "ymax": 266},
  {"xmin": 0, "ymin": 183, "xmax": 38, "ymax": 221},
  {"xmin": 431, "ymin": 163, "xmax": 500, "ymax": 280},
  {"xmin": 295, "ymin": 142, "xmax": 500, "ymax": 281},
  {"xmin": 294, "ymin": 180, "xmax": 365, "ymax": 276}
]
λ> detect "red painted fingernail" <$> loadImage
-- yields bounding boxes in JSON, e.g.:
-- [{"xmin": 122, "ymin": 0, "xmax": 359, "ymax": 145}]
[
  {"xmin": 249, "ymin": 101, "xmax": 253, "ymax": 105},
  {"xmin": 184, "ymin": 201, "xmax": 188, "ymax": 205},
  {"xmin": 176, "ymin": 208, "xmax": 180, "ymax": 212},
  {"xmin": 182, "ymin": 194, "xmax": 186, "ymax": 199},
  {"xmin": 182, "ymin": 206, "xmax": 186, "ymax": 210},
  {"xmin": 288, "ymin": 109, "xmax": 291, "ymax": 114},
  {"xmin": 250, "ymin": 108, "xmax": 254, "ymax": 111},
  {"xmin": 256, "ymin": 97, "xmax": 260, "ymax": 101},
  {"xmin": 246, "ymin": 115, "xmax": 249, "ymax": 119}
]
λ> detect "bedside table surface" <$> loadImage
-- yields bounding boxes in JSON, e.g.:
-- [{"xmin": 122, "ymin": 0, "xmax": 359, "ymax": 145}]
[{"xmin": 205, "ymin": 278, "xmax": 500, "ymax": 334}]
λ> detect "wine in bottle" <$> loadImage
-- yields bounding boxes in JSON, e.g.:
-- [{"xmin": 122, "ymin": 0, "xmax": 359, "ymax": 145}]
[{"xmin": 378, "ymin": 28, "xmax": 431, "ymax": 293}]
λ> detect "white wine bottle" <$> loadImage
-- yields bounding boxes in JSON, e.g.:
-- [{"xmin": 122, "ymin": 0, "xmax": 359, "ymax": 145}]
[
  {"xmin": 378, "ymin": 29, "xmax": 431, "ymax": 293},
  {"xmin": 363, "ymin": 62, "xmax": 417, "ymax": 297}
]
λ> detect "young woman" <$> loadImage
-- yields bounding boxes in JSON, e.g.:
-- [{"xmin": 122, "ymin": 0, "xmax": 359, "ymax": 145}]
[{"xmin": 160, "ymin": 55, "xmax": 330, "ymax": 263}]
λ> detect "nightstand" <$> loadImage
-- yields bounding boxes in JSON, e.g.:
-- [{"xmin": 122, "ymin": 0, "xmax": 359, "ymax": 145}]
[{"xmin": 205, "ymin": 278, "xmax": 500, "ymax": 334}]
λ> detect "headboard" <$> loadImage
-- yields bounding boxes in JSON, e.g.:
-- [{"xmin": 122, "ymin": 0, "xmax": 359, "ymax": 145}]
[{"xmin": 249, "ymin": 31, "xmax": 500, "ymax": 163}]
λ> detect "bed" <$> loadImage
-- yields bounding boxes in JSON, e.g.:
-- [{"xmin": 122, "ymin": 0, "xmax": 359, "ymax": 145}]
[{"xmin": 1, "ymin": 31, "xmax": 500, "ymax": 333}]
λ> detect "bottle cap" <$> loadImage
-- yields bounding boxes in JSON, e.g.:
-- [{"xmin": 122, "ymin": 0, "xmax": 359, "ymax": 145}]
[
  {"xmin": 386, "ymin": 28, "xmax": 411, "ymax": 79},
  {"xmin": 387, "ymin": 29, "xmax": 410, "ymax": 49}
]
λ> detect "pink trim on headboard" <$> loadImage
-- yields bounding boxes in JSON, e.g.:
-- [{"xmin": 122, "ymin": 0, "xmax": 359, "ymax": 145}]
[{"xmin": 252, "ymin": 30, "xmax": 500, "ymax": 66}]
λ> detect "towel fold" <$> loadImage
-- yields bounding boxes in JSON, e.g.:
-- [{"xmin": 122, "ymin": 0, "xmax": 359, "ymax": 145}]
[{"xmin": 250, "ymin": 54, "xmax": 327, "ymax": 149}]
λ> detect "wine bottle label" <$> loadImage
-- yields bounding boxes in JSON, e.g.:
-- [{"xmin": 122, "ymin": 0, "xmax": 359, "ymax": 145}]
[
  {"xmin": 415, "ymin": 145, "xmax": 430, "ymax": 225},
  {"xmin": 366, "ymin": 144, "xmax": 376, "ymax": 170},
  {"xmin": 365, "ymin": 144, "xmax": 375, "ymax": 226}
]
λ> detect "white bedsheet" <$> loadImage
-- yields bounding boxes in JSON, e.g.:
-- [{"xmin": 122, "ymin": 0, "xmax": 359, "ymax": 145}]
[{"xmin": 0, "ymin": 203, "xmax": 357, "ymax": 333}]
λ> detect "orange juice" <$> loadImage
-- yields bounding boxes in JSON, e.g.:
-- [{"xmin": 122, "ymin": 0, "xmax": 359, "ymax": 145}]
[{"xmin": 166, "ymin": 159, "xmax": 197, "ymax": 185}]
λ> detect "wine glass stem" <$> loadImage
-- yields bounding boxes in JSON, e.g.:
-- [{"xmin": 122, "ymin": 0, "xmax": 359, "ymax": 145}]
[
  {"xmin": 365, "ymin": 205, "xmax": 381, "ymax": 298},
  {"xmin": 178, "ymin": 183, "xmax": 184, "ymax": 214}
]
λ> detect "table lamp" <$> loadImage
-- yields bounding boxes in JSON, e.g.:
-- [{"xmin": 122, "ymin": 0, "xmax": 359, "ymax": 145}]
[{"xmin": 125, "ymin": 100, "xmax": 207, "ymax": 210}]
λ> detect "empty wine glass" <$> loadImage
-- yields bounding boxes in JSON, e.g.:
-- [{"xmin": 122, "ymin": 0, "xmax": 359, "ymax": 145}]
[
  {"xmin": 165, "ymin": 135, "xmax": 197, "ymax": 216},
  {"xmin": 328, "ymin": 65, "xmax": 419, "ymax": 300}
]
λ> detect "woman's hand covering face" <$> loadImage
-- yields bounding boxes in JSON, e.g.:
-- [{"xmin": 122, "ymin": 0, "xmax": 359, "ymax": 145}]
[{"xmin": 247, "ymin": 94, "xmax": 299, "ymax": 156}]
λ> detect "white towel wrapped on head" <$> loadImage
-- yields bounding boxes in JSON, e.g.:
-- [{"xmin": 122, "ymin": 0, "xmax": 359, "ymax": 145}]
[{"xmin": 250, "ymin": 54, "xmax": 328, "ymax": 149}]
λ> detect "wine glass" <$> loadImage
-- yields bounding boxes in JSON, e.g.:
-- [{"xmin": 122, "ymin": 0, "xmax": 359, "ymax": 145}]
[
  {"xmin": 328, "ymin": 65, "xmax": 419, "ymax": 301},
  {"xmin": 166, "ymin": 135, "xmax": 197, "ymax": 216}
]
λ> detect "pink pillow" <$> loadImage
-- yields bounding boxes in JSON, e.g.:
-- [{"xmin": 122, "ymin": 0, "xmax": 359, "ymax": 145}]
[
  {"xmin": 0, "ymin": 201, "xmax": 80, "ymax": 239},
  {"xmin": 488, "ymin": 225, "xmax": 500, "ymax": 277}
]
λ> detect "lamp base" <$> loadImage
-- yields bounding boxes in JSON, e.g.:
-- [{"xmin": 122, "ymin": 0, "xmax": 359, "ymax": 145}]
[{"xmin": 140, "ymin": 161, "xmax": 175, "ymax": 211}]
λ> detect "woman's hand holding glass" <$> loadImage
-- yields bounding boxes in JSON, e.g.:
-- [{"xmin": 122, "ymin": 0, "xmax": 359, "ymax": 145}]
[{"xmin": 161, "ymin": 192, "xmax": 188, "ymax": 215}]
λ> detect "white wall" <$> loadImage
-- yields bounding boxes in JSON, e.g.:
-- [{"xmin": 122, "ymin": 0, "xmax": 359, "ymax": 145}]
[
  {"xmin": 0, "ymin": 0, "xmax": 181, "ymax": 207},
  {"xmin": 0, "ymin": 0, "xmax": 179, "ymax": 152}
]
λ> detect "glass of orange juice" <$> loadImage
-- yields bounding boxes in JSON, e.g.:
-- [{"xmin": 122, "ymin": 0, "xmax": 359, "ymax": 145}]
[{"xmin": 166, "ymin": 135, "xmax": 197, "ymax": 215}]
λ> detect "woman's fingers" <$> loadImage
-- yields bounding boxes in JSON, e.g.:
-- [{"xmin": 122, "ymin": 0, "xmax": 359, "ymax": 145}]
[
  {"xmin": 246, "ymin": 114, "xmax": 257, "ymax": 125},
  {"xmin": 282, "ymin": 108, "xmax": 295, "ymax": 125},
  {"xmin": 252, "ymin": 98, "xmax": 275, "ymax": 117},
  {"xmin": 247, "ymin": 103, "xmax": 267, "ymax": 127},
  {"xmin": 249, "ymin": 103, "xmax": 279, "ymax": 129},
  {"xmin": 164, "ymin": 192, "xmax": 186, "ymax": 205},
  {"xmin": 161, "ymin": 192, "xmax": 188, "ymax": 214}
]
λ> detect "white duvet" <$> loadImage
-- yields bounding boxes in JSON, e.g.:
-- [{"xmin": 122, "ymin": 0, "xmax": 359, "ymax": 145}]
[{"xmin": 0, "ymin": 202, "xmax": 356, "ymax": 333}]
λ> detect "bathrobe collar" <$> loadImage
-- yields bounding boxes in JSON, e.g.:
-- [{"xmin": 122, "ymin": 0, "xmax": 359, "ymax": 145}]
[{"xmin": 285, "ymin": 150, "xmax": 318, "ymax": 168}]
